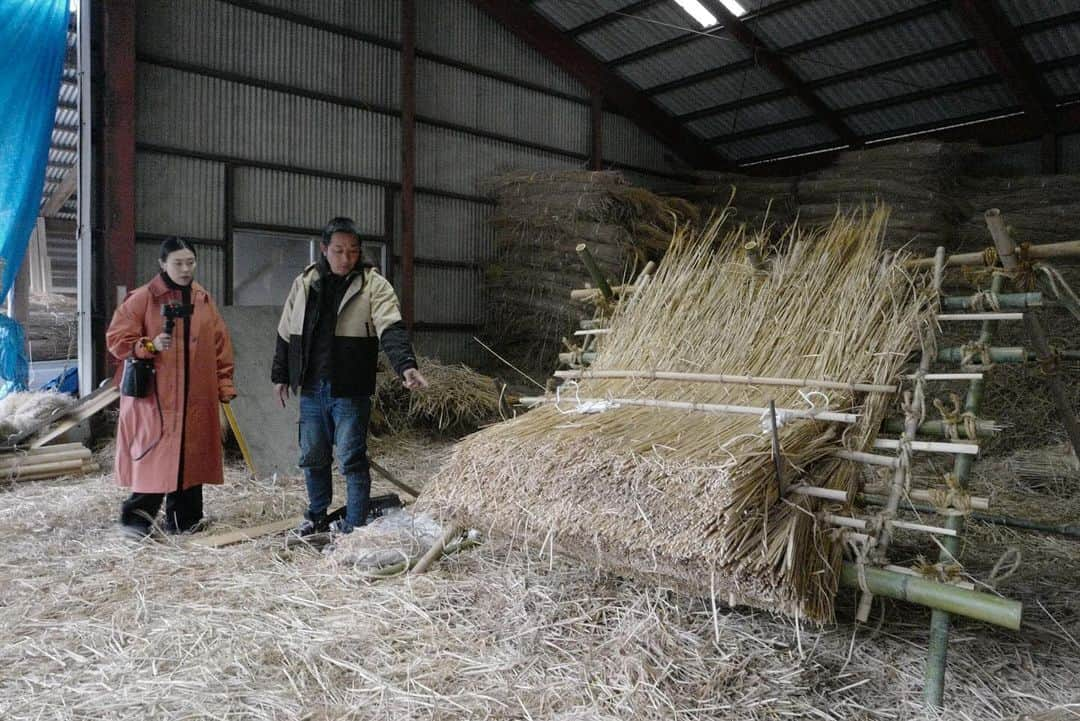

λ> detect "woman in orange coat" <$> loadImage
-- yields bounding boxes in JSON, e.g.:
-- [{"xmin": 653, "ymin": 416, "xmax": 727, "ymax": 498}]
[{"xmin": 106, "ymin": 237, "xmax": 236, "ymax": 537}]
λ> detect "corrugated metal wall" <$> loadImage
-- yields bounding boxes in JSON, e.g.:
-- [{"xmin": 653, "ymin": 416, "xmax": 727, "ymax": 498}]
[
  {"xmin": 233, "ymin": 168, "xmax": 385, "ymax": 234},
  {"xmin": 133, "ymin": 0, "xmax": 683, "ymax": 364}
]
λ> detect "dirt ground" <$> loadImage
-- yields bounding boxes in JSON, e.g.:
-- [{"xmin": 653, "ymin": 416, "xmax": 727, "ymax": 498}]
[{"xmin": 0, "ymin": 430, "xmax": 1078, "ymax": 721}]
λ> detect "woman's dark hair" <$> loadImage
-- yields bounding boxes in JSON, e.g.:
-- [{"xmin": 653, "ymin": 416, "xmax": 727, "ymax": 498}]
[
  {"xmin": 321, "ymin": 217, "xmax": 362, "ymax": 247},
  {"xmin": 159, "ymin": 236, "xmax": 197, "ymax": 262}
]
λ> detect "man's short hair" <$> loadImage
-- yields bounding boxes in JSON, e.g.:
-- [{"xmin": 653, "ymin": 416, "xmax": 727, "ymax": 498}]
[{"xmin": 321, "ymin": 217, "xmax": 362, "ymax": 246}]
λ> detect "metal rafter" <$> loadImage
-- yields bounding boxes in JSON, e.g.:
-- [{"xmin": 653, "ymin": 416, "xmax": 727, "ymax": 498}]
[
  {"xmin": 467, "ymin": 0, "xmax": 731, "ymax": 169},
  {"xmin": 697, "ymin": 0, "xmax": 857, "ymax": 146},
  {"xmin": 950, "ymin": 0, "xmax": 1056, "ymax": 129}
]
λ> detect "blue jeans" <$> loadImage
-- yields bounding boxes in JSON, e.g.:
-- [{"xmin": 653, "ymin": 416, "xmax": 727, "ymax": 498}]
[{"xmin": 298, "ymin": 380, "xmax": 372, "ymax": 530}]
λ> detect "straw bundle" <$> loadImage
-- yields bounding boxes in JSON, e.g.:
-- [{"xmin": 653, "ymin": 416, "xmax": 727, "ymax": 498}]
[
  {"xmin": 482, "ymin": 170, "xmax": 698, "ymax": 377},
  {"xmin": 423, "ymin": 206, "xmax": 934, "ymax": 622},
  {"xmin": 0, "ymin": 390, "xmax": 76, "ymax": 442},
  {"xmin": 957, "ymin": 175, "xmax": 1080, "ymax": 249},
  {"xmin": 794, "ymin": 141, "xmax": 968, "ymax": 255},
  {"xmin": 373, "ymin": 356, "xmax": 508, "ymax": 434}
]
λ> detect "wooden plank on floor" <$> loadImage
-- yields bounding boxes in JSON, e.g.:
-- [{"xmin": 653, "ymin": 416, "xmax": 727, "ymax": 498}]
[{"xmin": 191, "ymin": 517, "xmax": 299, "ymax": 548}]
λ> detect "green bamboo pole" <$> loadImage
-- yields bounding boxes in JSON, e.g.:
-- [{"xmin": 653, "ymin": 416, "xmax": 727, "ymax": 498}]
[
  {"xmin": 941, "ymin": 292, "xmax": 1042, "ymax": 311},
  {"xmin": 924, "ymin": 226, "xmax": 1010, "ymax": 708},
  {"xmin": 839, "ymin": 564, "xmax": 1021, "ymax": 630},
  {"xmin": 860, "ymin": 493, "xmax": 1080, "ymax": 539},
  {"xmin": 882, "ymin": 417, "xmax": 998, "ymax": 438},
  {"xmin": 935, "ymin": 346, "xmax": 1080, "ymax": 364},
  {"xmin": 575, "ymin": 244, "xmax": 613, "ymax": 302}
]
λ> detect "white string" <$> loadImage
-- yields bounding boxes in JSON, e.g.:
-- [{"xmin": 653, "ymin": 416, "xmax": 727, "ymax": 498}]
[{"xmin": 553, "ymin": 380, "xmax": 620, "ymax": 415}]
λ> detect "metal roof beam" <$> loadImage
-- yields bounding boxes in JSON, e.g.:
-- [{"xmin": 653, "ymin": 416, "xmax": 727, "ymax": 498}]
[
  {"xmin": 608, "ymin": 0, "xmax": 810, "ymax": 66},
  {"xmin": 697, "ymin": 0, "xmax": 858, "ymax": 145},
  {"xmin": 467, "ymin": 0, "xmax": 731, "ymax": 169},
  {"xmin": 679, "ymin": 41, "xmax": 977, "ymax": 121},
  {"xmin": 950, "ymin": 0, "xmax": 1055, "ymax": 129},
  {"xmin": 644, "ymin": 0, "xmax": 951, "ymax": 96},
  {"xmin": 566, "ymin": 0, "xmax": 665, "ymax": 37}
]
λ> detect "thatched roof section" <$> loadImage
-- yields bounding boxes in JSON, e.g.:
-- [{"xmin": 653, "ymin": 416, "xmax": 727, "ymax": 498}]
[{"xmin": 422, "ymin": 206, "xmax": 935, "ymax": 622}]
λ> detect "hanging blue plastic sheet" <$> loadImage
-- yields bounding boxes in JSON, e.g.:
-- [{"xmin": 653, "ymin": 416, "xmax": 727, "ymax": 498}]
[{"xmin": 0, "ymin": 0, "xmax": 71, "ymax": 397}]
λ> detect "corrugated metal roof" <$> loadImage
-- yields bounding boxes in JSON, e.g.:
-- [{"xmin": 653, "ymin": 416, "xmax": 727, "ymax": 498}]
[
  {"xmin": 1022, "ymin": 21, "xmax": 1080, "ymax": 63},
  {"xmin": 616, "ymin": 34, "xmax": 750, "ymax": 89},
  {"xmin": 748, "ymin": 0, "xmax": 929, "ymax": 49},
  {"xmin": 998, "ymin": 0, "xmax": 1077, "ymax": 26},
  {"xmin": 687, "ymin": 95, "xmax": 813, "ymax": 138},
  {"xmin": 718, "ymin": 123, "xmax": 840, "ymax": 161},
  {"xmin": 816, "ymin": 49, "xmax": 995, "ymax": 109},
  {"xmin": 577, "ymin": 3, "xmax": 705, "ymax": 61},
  {"xmin": 652, "ymin": 66, "xmax": 785, "ymax": 116},
  {"xmin": 532, "ymin": 0, "xmax": 642, "ymax": 30},
  {"xmin": 1046, "ymin": 65, "xmax": 1080, "ymax": 100},
  {"xmin": 787, "ymin": 10, "xmax": 971, "ymax": 82},
  {"xmin": 846, "ymin": 83, "xmax": 1017, "ymax": 137}
]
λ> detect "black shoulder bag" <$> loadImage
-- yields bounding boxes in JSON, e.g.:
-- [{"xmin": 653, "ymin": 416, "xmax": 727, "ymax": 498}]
[{"xmin": 120, "ymin": 355, "xmax": 155, "ymax": 398}]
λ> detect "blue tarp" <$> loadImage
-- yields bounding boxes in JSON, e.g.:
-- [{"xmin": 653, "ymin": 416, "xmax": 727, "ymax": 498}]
[{"xmin": 0, "ymin": 0, "xmax": 70, "ymax": 397}]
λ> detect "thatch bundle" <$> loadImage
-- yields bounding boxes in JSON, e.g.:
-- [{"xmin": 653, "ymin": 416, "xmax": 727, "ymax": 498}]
[
  {"xmin": 372, "ymin": 356, "xmax": 507, "ymax": 434},
  {"xmin": 482, "ymin": 170, "xmax": 699, "ymax": 376},
  {"xmin": 423, "ymin": 206, "xmax": 934, "ymax": 622},
  {"xmin": 794, "ymin": 141, "xmax": 969, "ymax": 255},
  {"xmin": 957, "ymin": 175, "xmax": 1080, "ymax": 249}
]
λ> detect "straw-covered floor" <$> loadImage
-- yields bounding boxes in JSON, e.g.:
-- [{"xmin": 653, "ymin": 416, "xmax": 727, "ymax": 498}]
[
  {"xmin": 422, "ymin": 207, "xmax": 936, "ymax": 623},
  {"xmin": 1, "ymin": 434, "xmax": 1078, "ymax": 720}
]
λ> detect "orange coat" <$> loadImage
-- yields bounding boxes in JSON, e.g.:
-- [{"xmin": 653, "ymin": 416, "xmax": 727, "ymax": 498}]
[{"xmin": 106, "ymin": 275, "xmax": 236, "ymax": 494}]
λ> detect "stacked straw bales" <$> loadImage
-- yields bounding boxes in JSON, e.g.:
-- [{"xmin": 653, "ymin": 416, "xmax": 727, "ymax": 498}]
[
  {"xmin": 795, "ymin": 141, "xmax": 969, "ymax": 255},
  {"xmin": 957, "ymin": 174, "xmax": 1080, "ymax": 248},
  {"xmin": 482, "ymin": 170, "xmax": 697, "ymax": 376},
  {"xmin": 423, "ymin": 206, "xmax": 934, "ymax": 622}
]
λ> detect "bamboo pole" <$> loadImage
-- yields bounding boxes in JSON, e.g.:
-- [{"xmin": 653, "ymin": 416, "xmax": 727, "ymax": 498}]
[
  {"xmin": 941, "ymin": 292, "xmax": 1042, "ymax": 311},
  {"xmin": 369, "ymin": 459, "xmax": 420, "ymax": 499},
  {"xmin": 572, "ymin": 329, "xmax": 610, "ymax": 336},
  {"xmin": 861, "ymin": 489, "xmax": 990, "ymax": 511},
  {"xmin": 936, "ymin": 346, "xmax": 1080, "ymax": 364},
  {"xmin": 857, "ymin": 245, "xmax": 947, "ymax": 623},
  {"xmin": 833, "ymin": 449, "xmax": 900, "ymax": 468},
  {"xmin": 904, "ymin": 372, "xmax": 983, "ymax": 381},
  {"xmin": 519, "ymin": 395, "xmax": 860, "ymax": 423},
  {"xmin": 411, "ymin": 524, "xmax": 462, "ymax": 574},
  {"xmin": 1, "ymin": 458, "xmax": 88, "ymax": 480},
  {"xmin": 575, "ymin": 244, "xmax": 613, "ymax": 302},
  {"xmin": 884, "ymin": 564, "xmax": 975, "ymax": 591},
  {"xmin": 925, "ymin": 220, "xmax": 1009, "ymax": 708},
  {"xmin": 872, "ymin": 438, "xmax": 979, "ymax": 456},
  {"xmin": 553, "ymin": 368, "xmax": 898, "ymax": 394},
  {"xmin": 823, "ymin": 514, "xmax": 958, "ymax": 537},
  {"xmin": 860, "ymin": 493, "xmax": 1080, "ymax": 538},
  {"xmin": 936, "ymin": 312, "xmax": 1023, "ymax": 321},
  {"xmin": 744, "ymin": 240, "xmax": 764, "ymax": 270},
  {"xmin": 7, "ymin": 461, "xmax": 100, "ymax": 482},
  {"xmin": 0, "ymin": 448, "xmax": 92, "ymax": 470},
  {"xmin": 906, "ymin": 239, "xmax": 1080, "ymax": 269},
  {"xmin": 840, "ymin": 564, "xmax": 1021, "ymax": 630},
  {"xmin": 788, "ymin": 485, "xmax": 849, "ymax": 502},
  {"xmin": 882, "ymin": 416, "xmax": 999, "ymax": 438}
]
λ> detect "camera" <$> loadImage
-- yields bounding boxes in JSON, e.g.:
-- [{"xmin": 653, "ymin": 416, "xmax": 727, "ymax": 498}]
[{"xmin": 161, "ymin": 302, "xmax": 194, "ymax": 335}]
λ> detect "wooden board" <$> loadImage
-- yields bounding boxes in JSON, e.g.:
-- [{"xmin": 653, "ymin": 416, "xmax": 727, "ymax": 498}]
[
  {"xmin": 191, "ymin": 517, "xmax": 299, "ymax": 548},
  {"xmin": 28, "ymin": 381, "xmax": 120, "ymax": 449}
]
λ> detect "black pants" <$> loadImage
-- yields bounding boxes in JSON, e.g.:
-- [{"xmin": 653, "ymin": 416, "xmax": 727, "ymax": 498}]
[{"xmin": 120, "ymin": 485, "xmax": 203, "ymax": 533}]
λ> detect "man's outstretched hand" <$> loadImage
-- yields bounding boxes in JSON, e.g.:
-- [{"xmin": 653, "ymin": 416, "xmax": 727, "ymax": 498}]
[{"xmin": 402, "ymin": 368, "xmax": 428, "ymax": 391}]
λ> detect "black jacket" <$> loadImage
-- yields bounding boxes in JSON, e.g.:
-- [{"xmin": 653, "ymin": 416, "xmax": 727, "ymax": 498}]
[{"xmin": 271, "ymin": 261, "xmax": 416, "ymax": 397}]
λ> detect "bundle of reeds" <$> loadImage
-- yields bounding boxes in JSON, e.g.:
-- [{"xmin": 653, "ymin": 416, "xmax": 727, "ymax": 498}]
[
  {"xmin": 373, "ymin": 356, "xmax": 509, "ymax": 434},
  {"xmin": 482, "ymin": 170, "xmax": 699, "ymax": 377},
  {"xmin": 795, "ymin": 141, "xmax": 969, "ymax": 255},
  {"xmin": 422, "ymin": 205, "xmax": 934, "ymax": 622}
]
